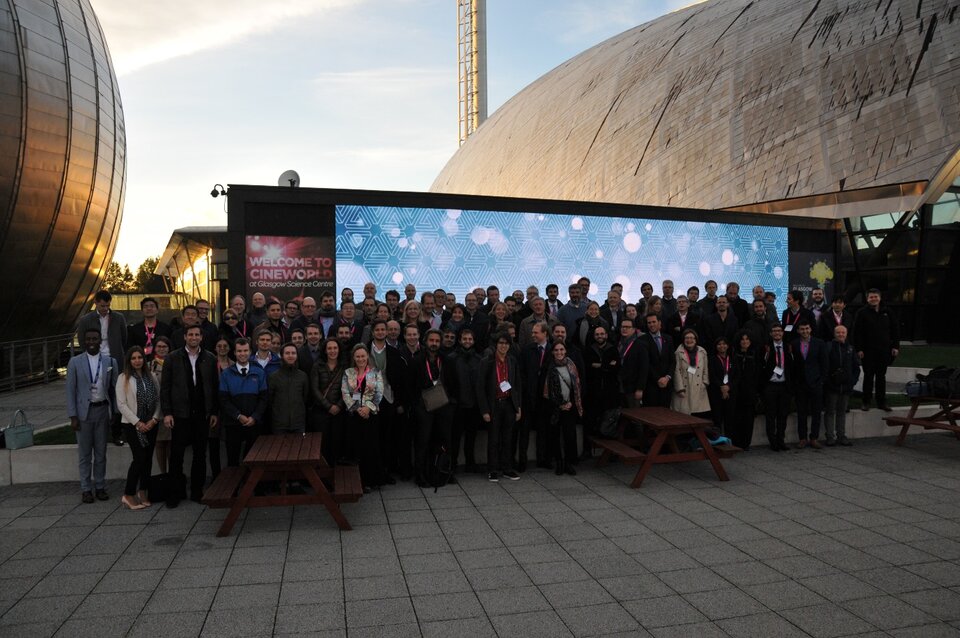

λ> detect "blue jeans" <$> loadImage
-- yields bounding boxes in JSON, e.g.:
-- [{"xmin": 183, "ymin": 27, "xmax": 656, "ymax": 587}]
[{"xmin": 76, "ymin": 403, "xmax": 110, "ymax": 492}]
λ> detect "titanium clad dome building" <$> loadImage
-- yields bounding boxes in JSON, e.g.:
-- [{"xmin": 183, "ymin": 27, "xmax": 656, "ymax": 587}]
[
  {"xmin": 432, "ymin": 0, "xmax": 960, "ymax": 340},
  {"xmin": 0, "ymin": 0, "xmax": 126, "ymax": 341}
]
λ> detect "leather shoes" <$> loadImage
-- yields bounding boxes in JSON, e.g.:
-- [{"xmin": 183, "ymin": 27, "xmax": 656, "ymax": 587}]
[
  {"xmin": 777, "ymin": 442, "xmax": 790, "ymax": 451},
  {"xmin": 809, "ymin": 439, "xmax": 822, "ymax": 449},
  {"xmin": 825, "ymin": 439, "xmax": 837, "ymax": 447},
  {"xmin": 796, "ymin": 439, "xmax": 808, "ymax": 449},
  {"xmin": 769, "ymin": 444, "xmax": 780, "ymax": 452},
  {"xmin": 81, "ymin": 491, "xmax": 94, "ymax": 504},
  {"xmin": 839, "ymin": 437, "xmax": 853, "ymax": 446},
  {"xmin": 565, "ymin": 466, "xmax": 577, "ymax": 476},
  {"xmin": 880, "ymin": 405, "xmax": 893, "ymax": 412},
  {"xmin": 95, "ymin": 489, "xmax": 109, "ymax": 501}
]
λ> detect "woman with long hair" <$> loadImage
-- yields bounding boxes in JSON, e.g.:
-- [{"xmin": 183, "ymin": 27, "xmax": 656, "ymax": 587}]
[
  {"xmin": 731, "ymin": 330, "xmax": 761, "ymax": 451},
  {"xmin": 219, "ymin": 310, "xmax": 251, "ymax": 345},
  {"xmin": 442, "ymin": 303, "xmax": 466, "ymax": 337},
  {"xmin": 707, "ymin": 337, "xmax": 735, "ymax": 435},
  {"xmin": 311, "ymin": 339, "xmax": 346, "ymax": 464},
  {"xmin": 341, "ymin": 344, "xmax": 384, "ymax": 492},
  {"xmin": 402, "ymin": 300, "xmax": 422, "ymax": 334},
  {"xmin": 150, "ymin": 336, "xmax": 172, "ymax": 473},
  {"xmin": 672, "ymin": 329, "xmax": 711, "ymax": 418},
  {"xmin": 544, "ymin": 341, "xmax": 583, "ymax": 476},
  {"xmin": 116, "ymin": 346, "xmax": 161, "ymax": 510},
  {"xmin": 209, "ymin": 337, "xmax": 234, "ymax": 480}
]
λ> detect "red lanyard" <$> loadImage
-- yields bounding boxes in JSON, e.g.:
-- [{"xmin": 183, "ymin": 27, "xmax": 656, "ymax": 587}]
[
  {"xmin": 621, "ymin": 339, "xmax": 634, "ymax": 364},
  {"xmin": 718, "ymin": 355, "xmax": 729, "ymax": 373},
  {"xmin": 144, "ymin": 322, "xmax": 155, "ymax": 346},
  {"xmin": 496, "ymin": 357, "xmax": 508, "ymax": 385},
  {"xmin": 785, "ymin": 310, "xmax": 800, "ymax": 325},
  {"xmin": 426, "ymin": 357, "xmax": 441, "ymax": 382},
  {"xmin": 355, "ymin": 366, "xmax": 369, "ymax": 390}
]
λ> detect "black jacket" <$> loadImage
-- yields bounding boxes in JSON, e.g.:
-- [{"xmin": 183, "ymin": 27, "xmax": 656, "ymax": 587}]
[
  {"xmin": 127, "ymin": 320, "xmax": 172, "ymax": 356},
  {"xmin": 818, "ymin": 308, "xmax": 854, "ymax": 343},
  {"xmin": 268, "ymin": 365, "xmax": 309, "ymax": 429},
  {"xmin": 451, "ymin": 347, "xmax": 483, "ymax": 408},
  {"xmin": 780, "ymin": 307, "xmax": 816, "ymax": 344},
  {"xmin": 311, "ymin": 360, "xmax": 345, "ymax": 412},
  {"xmin": 664, "ymin": 312, "xmax": 701, "ymax": 345},
  {"xmin": 160, "ymin": 347, "xmax": 218, "ymax": 419},
  {"xmin": 824, "ymin": 340, "xmax": 861, "ymax": 393},
  {"xmin": 702, "ymin": 312, "xmax": 739, "ymax": 354},
  {"xmin": 477, "ymin": 353, "xmax": 522, "ymax": 414},
  {"xmin": 519, "ymin": 341, "xmax": 552, "ymax": 407},
  {"xmin": 583, "ymin": 341, "xmax": 620, "ymax": 410},
  {"xmin": 617, "ymin": 336, "xmax": 649, "ymax": 396},
  {"xmin": 853, "ymin": 305, "xmax": 900, "ymax": 357},
  {"xmin": 639, "ymin": 332, "xmax": 675, "ymax": 388}
]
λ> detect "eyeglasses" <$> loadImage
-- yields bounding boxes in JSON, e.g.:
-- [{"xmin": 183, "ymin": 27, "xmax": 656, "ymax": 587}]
[{"xmin": 224, "ymin": 316, "xmax": 237, "ymax": 321}]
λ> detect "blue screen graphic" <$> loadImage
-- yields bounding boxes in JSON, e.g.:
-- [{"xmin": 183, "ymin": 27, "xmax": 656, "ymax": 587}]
[{"xmin": 336, "ymin": 205, "xmax": 788, "ymax": 302}]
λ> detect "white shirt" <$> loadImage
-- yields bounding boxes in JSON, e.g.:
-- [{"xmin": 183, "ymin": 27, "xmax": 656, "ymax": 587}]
[
  {"xmin": 770, "ymin": 342, "xmax": 786, "ymax": 383},
  {"xmin": 86, "ymin": 352, "xmax": 107, "ymax": 402},
  {"xmin": 186, "ymin": 347, "xmax": 200, "ymax": 384},
  {"xmin": 98, "ymin": 313, "xmax": 110, "ymax": 357},
  {"xmin": 236, "ymin": 363, "xmax": 249, "ymax": 376}
]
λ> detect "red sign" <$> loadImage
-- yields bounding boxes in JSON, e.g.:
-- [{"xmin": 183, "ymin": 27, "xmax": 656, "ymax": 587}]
[{"xmin": 245, "ymin": 235, "xmax": 335, "ymax": 302}]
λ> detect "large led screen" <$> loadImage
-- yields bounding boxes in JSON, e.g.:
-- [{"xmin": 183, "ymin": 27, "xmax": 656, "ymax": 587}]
[{"xmin": 336, "ymin": 205, "xmax": 788, "ymax": 302}]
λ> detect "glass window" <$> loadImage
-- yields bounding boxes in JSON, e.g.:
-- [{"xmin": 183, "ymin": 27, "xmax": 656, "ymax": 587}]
[
  {"xmin": 855, "ymin": 212, "xmax": 901, "ymax": 232},
  {"xmin": 854, "ymin": 231, "xmax": 919, "ymax": 267},
  {"xmin": 919, "ymin": 269, "xmax": 946, "ymax": 304},
  {"xmin": 930, "ymin": 191, "xmax": 960, "ymax": 227},
  {"xmin": 921, "ymin": 228, "xmax": 958, "ymax": 266}
]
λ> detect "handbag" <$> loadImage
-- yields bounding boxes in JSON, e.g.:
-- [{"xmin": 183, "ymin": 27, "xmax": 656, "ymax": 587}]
[
  {"xmin": 422, "ymin": 383, "xmax": 450, "ymax": 412},
  {"xmin": 1, "ymin": 410, "xmax": 34, "ymax": 449}
]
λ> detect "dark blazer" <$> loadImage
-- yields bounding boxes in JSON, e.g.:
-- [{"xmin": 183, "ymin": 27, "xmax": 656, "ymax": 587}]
[
  {"xmin": 702, "ymin": 312, "xmax": 739, "ymax": 353},
  {"xmin": 519, "ymin": 341, "xmax": 552, "ymax": 407},
  {"xmin": 298, "ymin": 343, "xmax": 325, "ymax": 376},
  {"xmin": 380, "ymin": 343, "xmax": 410, "ymax": 408},
  {"xmin": 583, "ymin": 342, "xmax": 620, "ymax": 410},
  {"xmin": 760, "ymin": 341, "xmax": 792, "ymax": 389},
  {"xmin": 618, "ymin": 336, "xmax": 649, "ymax": 397},
  {"xmin": 599, "ymin": 306, "xmax": 623, "ymax": 335},
  {"xmin": 476, "ymin": 353, "xmax": 522, "ymax": 415},
  {"xmin": 462, "ymin": 310, "xmax": 490, "ymax": 350},
  {"xmin": 788, "ymin": 337, "xmax": 829, "ymax": 389},
  {"xmin": 780, "ymin": 307, "xmax": 816, "ymax": 343},
  {"xmin": 727, "ymin": 296, "xmax": 751, "ymax": 326},
  {"xmin": 853, "ymin": 305, "xmax": 900, "ymax": 358},
  {"xmin": 76, "ymin": 310, "xmax": 127, "ymax": 361},
  {"xmin": 824, "ymin": 340, "xmax": 861, "ymax": 393},
  {"xmin": 160, "ymin": 348, "xmax": 218, "ymax": 420},
  {"xmin": 639, "ymin": 332, "xmax": 675, "ymax": 384},
  {"xmin": 818, "ymin": 308, "xmax": 854, "ymax": 343},
  {"xmin": 664, "ymin": 312, "xmax": 701, "ymax": 344}
]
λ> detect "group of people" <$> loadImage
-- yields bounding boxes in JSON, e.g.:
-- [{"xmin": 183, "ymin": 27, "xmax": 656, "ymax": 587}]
[{"xmin": 67, "ymin": 277, "xmax": 900, "ymax": 506}]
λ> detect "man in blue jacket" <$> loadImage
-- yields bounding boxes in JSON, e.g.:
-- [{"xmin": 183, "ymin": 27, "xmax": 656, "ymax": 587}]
[{"xmin": 219, "ymin": 338, "xmax": 268, "ymax": 466}]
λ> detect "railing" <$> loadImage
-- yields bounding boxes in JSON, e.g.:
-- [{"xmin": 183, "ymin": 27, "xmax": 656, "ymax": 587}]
[{"xmin": 0, "ymin": 333, "xmax": 76, "ymax": 392}]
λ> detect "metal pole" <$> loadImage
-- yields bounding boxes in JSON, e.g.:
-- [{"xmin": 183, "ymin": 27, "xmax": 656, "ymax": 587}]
[{"xmin": 43, "ymin": 339, "xmax": 48, "ymax": 383}]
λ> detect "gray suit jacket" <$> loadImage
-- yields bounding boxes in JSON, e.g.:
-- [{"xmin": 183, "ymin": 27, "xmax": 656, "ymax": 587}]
[
  {"xmin": 66, "ymin": 352, "xmax": 119, "ymax": 421},
  {"xmin": 76, "ymin": 310, "xmax": 127, "ymax": 361}
]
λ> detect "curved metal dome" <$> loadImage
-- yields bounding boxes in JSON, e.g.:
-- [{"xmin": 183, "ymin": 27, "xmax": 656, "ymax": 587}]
[
  {"xmin": 0, "ymin": 0, "xmax": 126, "ymax": 340},
  {"xmin": 432, "ymin": 0, "xmax": 960, "ymax": 215}
]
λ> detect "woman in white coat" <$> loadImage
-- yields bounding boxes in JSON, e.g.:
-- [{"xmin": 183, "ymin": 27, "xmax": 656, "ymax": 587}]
[
  {"xmin": 672, "ymin": 329, "xmax": 711, "ymax": 417},
  {"xmin": 116, "ymin": 346, "xmax": 162, "ymax": 510}
]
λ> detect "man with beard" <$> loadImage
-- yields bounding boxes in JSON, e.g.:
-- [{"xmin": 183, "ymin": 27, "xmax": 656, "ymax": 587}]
[
  {"xmin": 557, "ymin": 283, "xmax": 586, "ymax": 336},
  {"xmin": 551, "ymin": 324, "xmax": 584, "ymax": 381},
  {"xmin": 698, "ymin": 280, "xmax": 719, "ymax": 316},
  {"xmin": 412, "ymin": 330, "xmax": 455, "ymax": 487},
  {"xmin": 450, "ymin": 329, "xmax": 483, "ymax": 473},
  {"xmin": 805, "ymin": 287, "xmax": 827, "ymax": 323},
  {"xmin": 702, "ymin": 296, "xmax": 739, "ymax": 355},
  {"xmin": 752, "ymin": 285, "xmax": 778, "ymax": 322},
  {"xmin": 315, "ymin": 291, "xmax": 338, "ymax": 337},
  {"xmin": 256, "ymin": 300, "xmax": 288, "ymax": 343},
  {"xmin": 583, "ymin": 325, "xmax": 620, "ymax": 446},
  {"xmin": 385, "ymin": 289, "xmax": 402, "ymax": 320},
  {"xmin": 743, "ymin": 299, "xmax": 775, "ymax": 349},
  {"xmin": 482, "ymin": 285, "xmax": 501, "ymax": 314},
  {"xmin": 725, "ymin": 282, "xmax": 751, "ymax": 326},
  {"xmin": 639, "ymin": 313, "xmax": 675, "ymax": 407},
  {"xmin": 617, "ymin": 319, "xmax": 648, "ymax": 409},
  {"xmin": 544, "ymin": 284, "xmax": 563, "ymax": 318}
]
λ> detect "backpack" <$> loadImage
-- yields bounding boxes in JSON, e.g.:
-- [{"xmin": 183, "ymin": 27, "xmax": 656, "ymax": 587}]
[
  {"xmin": 919, "ymin": 367, "xmax": 960, "ymax": 399},
  {"xmin": 430, "ymin": 445, "xmax": 453, "ymax": 492}
]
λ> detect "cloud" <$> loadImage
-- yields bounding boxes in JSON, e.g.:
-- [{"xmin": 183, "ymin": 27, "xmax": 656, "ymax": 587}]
[{"xmin": 90, "ymin": 0, "xmax": 366, "ymax": 75}]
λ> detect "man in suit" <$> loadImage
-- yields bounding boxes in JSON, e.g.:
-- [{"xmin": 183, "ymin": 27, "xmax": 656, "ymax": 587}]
[
  {"xmin": 544, "ymin": 284, "xmax": 564, "ymax": 318},
  {"xmin": 599, "ymin": 290, "xmax": 624, "ymax": 343},
  {"xmin": 518, "ymin": 322, "xmax": 552, "ymax": 471},
  {"xmin": 818, "ymin": 295, "xmax": 854, "ymax": 345},
  {"xmin": 160, "ymin": 324, "xmax": 219, "ymax": 506},
  {"xmin": 761, "ymin": 323, "xmax": 791, "ymax": 451},
  {"xmin": 665, "ymin": 296, "xmax": 700, "ymax": 346},
  {"xmin": 725, "ymin": 282, "xmax": 751, "ymax": 326},
  {"xmin": 66, "ymin": 329, "xmax": 119, "ymax": 503},
  {"xmin": 76, "ymin": 290, "xmax": 127, "ymax": 446},
  {"xmin": 639, "ymin": 313, "xmax": 674, "ymax": 407},
  {"xmin": 462, "ymin": 292, "xmax": 490, "ymax": 351},
  {"xmin": 421, "ymin": 292, "xmax": 450, "ymax": 332},
  {"xmin": 790, "ymin": 321, "xmax": 829, "ymax": 448},
  {"xmin": 519, "ymin": 297, "xmax": 559, "ymax": 347},
  {"xmin": 617, "ymin": 319, "xmax": 649, "ymax": 409},
  {"xmin": 297, "ymin": 323, "xmax": 325, "ymax": 375},
  {"xmin": 743, "ymin": 299, "xmax": 776, "ymax": 350}
]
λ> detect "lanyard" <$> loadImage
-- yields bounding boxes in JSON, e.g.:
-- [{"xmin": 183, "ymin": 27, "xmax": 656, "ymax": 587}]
[
  {"xmin": 426, "ymin": 357, "xmax": 441, "ymax": 382},
  {"xmin": 88, "ymin": 356, "xmax": 101, "ymax": 385},
  {"xmin": 685, "ymin": 349, "xmax": 697, "ymax": 367},
  {"xmin": 718, "ymin": 355, "xmax": 729, "ymax": 373},
  {"xmin": 785, "ymin": 310, "xmax": 800, "ymax": 326},
  {"xmin": 144, "ymin": 322, "xmax": 155, "ymax": 347},
  {"xmin": 621, "ymin": 339, "xmax": 634, "ymax": 364},
  {"xmin": 355, "ymin": 366, "xmax": 369, "ymax": 390},
  {"xmin": 496, "ymin": 357, "xmax": 508, "ymax": 385}
]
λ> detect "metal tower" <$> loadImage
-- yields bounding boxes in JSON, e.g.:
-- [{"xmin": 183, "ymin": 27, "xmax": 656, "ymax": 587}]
[{"xmin": 457, "ymin": 0, "xmax": 487, "ymax": 145}]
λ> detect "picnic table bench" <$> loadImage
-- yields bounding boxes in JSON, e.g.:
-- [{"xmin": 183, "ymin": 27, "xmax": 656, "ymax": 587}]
[
  {"xmin": 590, "ymin": 407, "xmax": 740, "ymax": 488},
  {"xmin": 202, "ymin": 432, "xmax": 362, "ymax": 536},
  {"xmin": 884, "ymin": 397, "xmax": 960, "ymax": 446}
]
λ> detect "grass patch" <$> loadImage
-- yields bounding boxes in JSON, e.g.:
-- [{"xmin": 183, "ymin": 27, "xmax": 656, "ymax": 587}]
[
  {"xmin": 895, "ymin": 345, "xmax": 960, "ymax": 369},
  {"xmin": 32, "ymin": 425, "xmax": 76, "ymax": 445}
]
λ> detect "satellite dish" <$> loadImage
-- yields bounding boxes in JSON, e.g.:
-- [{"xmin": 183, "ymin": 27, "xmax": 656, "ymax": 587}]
[{"xmin": 278, "ymin": 170, "xmax": 300, "ymax": 188}]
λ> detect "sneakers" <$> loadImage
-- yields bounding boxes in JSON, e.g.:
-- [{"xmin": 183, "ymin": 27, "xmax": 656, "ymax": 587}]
[
  {"xmin": 502, "ymin": 470, "xmax": 520, "ymax": 481},
  {"xmin": 487, "ymin": 472, "xmax": 499, "ymax": 482}
]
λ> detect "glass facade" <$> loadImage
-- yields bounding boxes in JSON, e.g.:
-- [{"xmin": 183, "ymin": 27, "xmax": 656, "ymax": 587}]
[{"xmin": 839, "ymin": 177, "xmax": 960, "ymax": 343}]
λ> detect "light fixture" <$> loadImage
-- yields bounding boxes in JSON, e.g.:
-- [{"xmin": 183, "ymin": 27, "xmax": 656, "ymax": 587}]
[{"xmin": 210, "ymin": 184, "xmax": 227, "ymax": 198}]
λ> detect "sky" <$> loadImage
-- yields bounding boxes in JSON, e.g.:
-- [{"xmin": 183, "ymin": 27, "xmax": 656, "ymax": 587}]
[{"xmin": 89, "ymin": 0, "xmax": 696, "ymax": 267}]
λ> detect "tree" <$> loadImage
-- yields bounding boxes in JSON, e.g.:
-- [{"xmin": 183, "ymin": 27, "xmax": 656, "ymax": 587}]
[
  {"xmin": 102, "ymin": 261, "xmax": 134, "ymax": 292},
  {"xmin": 134, "ymin": 256, "xmax": 168, "ymax": 293}
]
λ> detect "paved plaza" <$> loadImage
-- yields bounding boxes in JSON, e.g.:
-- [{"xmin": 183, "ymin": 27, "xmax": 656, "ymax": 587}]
[{"xmin": 1, "ymin": 434, "xmax": 960, "ymax": 637}]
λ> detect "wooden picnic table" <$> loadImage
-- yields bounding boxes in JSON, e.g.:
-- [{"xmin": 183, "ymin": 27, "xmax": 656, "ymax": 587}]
[
  {"xmin": 202, "ymin": 432, "xmax": 362, "ymax": 537},
  {"xmin": 884, "ymin": 397, "xmax": 960, "ymax": 446},
  {"xmin": 590, "ymin": 407, "xmax": 739, "ymax": 488}
]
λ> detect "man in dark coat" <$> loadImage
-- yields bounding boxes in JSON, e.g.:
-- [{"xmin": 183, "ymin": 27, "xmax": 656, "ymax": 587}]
[{"xmin": 639, "ymin": 313, "xmax": 675, "ymax": 408}]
